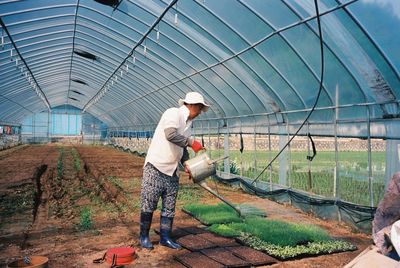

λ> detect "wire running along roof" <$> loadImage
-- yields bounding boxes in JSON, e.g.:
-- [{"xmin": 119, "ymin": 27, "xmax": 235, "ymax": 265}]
[{"xmin": 0, "ymin": 0, "xmax": 399, "ymax": 137}]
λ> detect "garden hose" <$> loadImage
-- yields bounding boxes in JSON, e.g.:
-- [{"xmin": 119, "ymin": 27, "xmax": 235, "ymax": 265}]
[{"xmin": 250, "ymin": 0, "xmax": 325, "ymax": 186}]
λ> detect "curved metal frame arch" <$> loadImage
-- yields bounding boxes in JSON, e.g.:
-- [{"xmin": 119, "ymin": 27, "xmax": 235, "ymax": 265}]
[
  {"xmin": 282, "ymin": 0, "xmax": 367, "ymax": 103},
  {"xmin": 193, "ymin": 1, "xmax": 300, "ymax": 111}
]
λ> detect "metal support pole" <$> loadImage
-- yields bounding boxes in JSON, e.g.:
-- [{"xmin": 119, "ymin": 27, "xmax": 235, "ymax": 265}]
[
  {"xmin": 67, "ymin": 111, "xmax": 70, "ymax": 136},
  {"xmin": 81, "ymin": 112, "xmax": 84, "ymax": 144},
  {"xmin": 224, "ymin": 119, "xmax": 230, "ymax": 174},
  {"xmin": 208, "ymin": 120, "xmax": 211, "ymax": 157},
  {"xmin": 253, "ymin": 117, "xmax": 257, "ymax": 181},
  {"xmin": 240, "ymin": 119, "xmax": 243, "ymax": 178},
  {"xmin": 200, "ymin": 121, "xmax": 203, "ymax": 150},
  {"xmin": 307, "ymin": 122, "xmax": 312, "ymax": 192},
  {"xmin": 47, "ymin": 110, "xmax": 50, "ymax": 143},
  {"xmin": 92, "ymin": 124, "xmax": 95, "ymax": 145},
  {"xmin": 200, "ymin": 121, "xmax": 203, "ymax": 139},
  {"xmin": 267, "ymin": 115, "xmax": 272, "ymax": 191},
  {"xmin": 334, "ymin": 84, "xmax": 341, "ymax": 221},
  {"xmin": 286, "ymin": 116, "xmax": 291, "ymax": 188},
  {"xmin": 193, "ymin": 120, "xmax": 196, "ymax": 139},
  {"xmin": 33, "ymin": 113, "xmax": 36, "ymax": 143},
  {"xmin": 367, "ymin": 106, "xmax": 374, "ymax": 207},
  {"xmin": 278, "ymin": 121, "xmax": 287, "ymax": 187},
  {"xmin": 217, "ymin": 121, "xmax": 221, "ymax": 170}
]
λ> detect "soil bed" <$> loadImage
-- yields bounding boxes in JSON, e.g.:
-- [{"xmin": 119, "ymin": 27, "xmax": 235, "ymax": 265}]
[{"xmin": 0, "ymin": 144, "xmax": 372, "ymax": 267}]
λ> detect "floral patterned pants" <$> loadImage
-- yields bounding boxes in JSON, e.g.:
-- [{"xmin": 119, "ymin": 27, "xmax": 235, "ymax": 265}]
[{"xmin": 140, "ymin": 162, "xmax": 179, "ymax": 218}]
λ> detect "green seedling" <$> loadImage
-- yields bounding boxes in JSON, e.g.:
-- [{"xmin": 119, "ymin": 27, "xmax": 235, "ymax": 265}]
[{"xmin": 78, "ymin": 207, "xmax": 93, "ymax": 231}]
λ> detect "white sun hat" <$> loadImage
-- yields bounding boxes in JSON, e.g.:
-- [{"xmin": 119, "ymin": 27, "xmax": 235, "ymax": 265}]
[{"xmin": 178, "ymin": 92, "xmax": 210, "ymax": 112}]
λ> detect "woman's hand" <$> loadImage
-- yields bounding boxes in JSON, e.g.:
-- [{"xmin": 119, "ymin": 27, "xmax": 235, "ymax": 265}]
[{"xmin": 184, "ymin": 164, "xmax": 192, "ymax": 181}]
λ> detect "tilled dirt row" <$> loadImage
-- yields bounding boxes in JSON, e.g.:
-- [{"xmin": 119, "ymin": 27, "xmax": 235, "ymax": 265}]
[
  {"xmin": 0, "ymin": 145, "xmax": 190, "ymax": 267},
  {"xmin": 76, "ymin": 146, "xmax": 144, "ymax": 179},
  {"xmin": 0, "ymin": 145, "xmax": 59, "ymax": 238}
]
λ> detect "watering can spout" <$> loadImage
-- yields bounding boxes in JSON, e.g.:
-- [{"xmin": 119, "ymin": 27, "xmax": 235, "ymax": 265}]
[
  {"xmin": 207, "ymin": 155, "xmax": 228, "ymax": 165},
  {"xmin": 198, "ymin": 181, "xmax": 242, "ymax": 217}
]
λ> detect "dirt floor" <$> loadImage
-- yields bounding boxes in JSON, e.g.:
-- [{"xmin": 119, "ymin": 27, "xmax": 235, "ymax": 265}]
[{"xmin": 0, "ymin": 144, "xmax": 372, "ymax": 267}]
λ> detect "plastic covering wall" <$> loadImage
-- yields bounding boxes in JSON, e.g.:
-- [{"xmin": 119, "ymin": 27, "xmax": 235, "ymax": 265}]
[
  {"xmin": 0, "ymin": 0, "xmax": 398, "ymax": 139},
  {"xmin": 20, "ymin": 105, "xmax": 106, "ymax": 143}
]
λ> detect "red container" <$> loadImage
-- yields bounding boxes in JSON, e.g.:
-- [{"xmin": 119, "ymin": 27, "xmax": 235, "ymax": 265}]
[{"xmin": 105, "ymin": 247, "xmax": 135, "ymax": 266}]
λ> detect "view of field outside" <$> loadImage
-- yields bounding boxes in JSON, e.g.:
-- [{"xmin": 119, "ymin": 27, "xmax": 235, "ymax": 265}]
[
  {"xmin": 206, "ymin": 134, "xmax": 386, "ymax": 207},
  {"xmin": 110, "ymin": 133, "xmax": 386, "ymax": 207}
]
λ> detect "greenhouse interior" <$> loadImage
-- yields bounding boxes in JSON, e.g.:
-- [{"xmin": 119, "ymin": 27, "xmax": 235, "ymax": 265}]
[{"xmin": 1, "ymin": 0, "xmax": 399, "ymax": 267}]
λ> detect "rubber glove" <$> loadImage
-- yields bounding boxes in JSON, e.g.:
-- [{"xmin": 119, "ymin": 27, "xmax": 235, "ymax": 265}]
[{"xmin": 191, "ymin": 140, "xmax": 203, "ymax": 153}]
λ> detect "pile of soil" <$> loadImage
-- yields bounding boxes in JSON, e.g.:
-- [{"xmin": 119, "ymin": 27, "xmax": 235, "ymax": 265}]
[{"xmin": 0, "ymin": 145, "xmax": 371, "ymax": 267}]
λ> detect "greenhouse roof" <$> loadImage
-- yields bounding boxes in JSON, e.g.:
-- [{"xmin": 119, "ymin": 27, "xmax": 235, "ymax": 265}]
[{"xmin": 0, "ymin": 0, "xmax": 399, "ymax": 136}]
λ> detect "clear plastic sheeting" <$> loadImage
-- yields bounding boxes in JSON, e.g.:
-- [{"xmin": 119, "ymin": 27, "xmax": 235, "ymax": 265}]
[
  {"xmin": 20, "ymin": 105, "xmax": 106, "ymax": 144},
  {"xmin": 0, "ymin": 0, "xmax": 398, "ymax": 138}
]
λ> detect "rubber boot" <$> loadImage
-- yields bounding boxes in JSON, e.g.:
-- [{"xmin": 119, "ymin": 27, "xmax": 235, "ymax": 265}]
[
  {"xmin": 139, "ymin": 212, "xmax": 154, "ymax": 249},
  {"xmin": 159, "ymin": 216, "xmax": 181, "ymax": 249}
]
